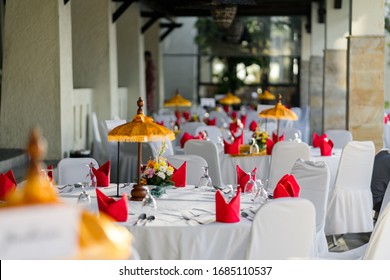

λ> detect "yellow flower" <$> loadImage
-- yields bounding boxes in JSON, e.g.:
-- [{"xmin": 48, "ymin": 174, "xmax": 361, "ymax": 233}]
[{"xmin": 153, "ymin": 162, "xmax": 160, "ymax": 170}]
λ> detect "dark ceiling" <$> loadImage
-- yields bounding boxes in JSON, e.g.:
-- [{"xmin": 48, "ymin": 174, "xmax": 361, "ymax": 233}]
[{"xmin": 139, "ymin": 0, "xmax": 322, "ymax": 18}]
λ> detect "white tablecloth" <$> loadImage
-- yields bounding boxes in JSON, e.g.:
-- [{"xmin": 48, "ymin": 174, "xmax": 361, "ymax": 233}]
[
  {"xmin": 220, "ymin": 153, "xmax": 271, "ymax": 185},
  {"xmin": 220, "ymin": 148, "xmax": 341, "ymax": 189},
  {"xmin": 59, "ymin": 184, "xmax": 255, "ymax": 260}
]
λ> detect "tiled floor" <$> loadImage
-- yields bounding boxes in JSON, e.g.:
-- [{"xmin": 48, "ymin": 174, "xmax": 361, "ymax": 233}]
[{"xmin": 327, "ymin": 233, "xmax": 371, "ymax": 252}]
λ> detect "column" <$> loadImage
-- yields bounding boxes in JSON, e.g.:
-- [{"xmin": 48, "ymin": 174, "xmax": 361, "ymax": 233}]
[
  {"xmin": 72, "ymin": 0, "xmax": 119, "ymax": 121},
  {"xmin": 347, "ymin": 0, "xmax": 385, "ymax": 151},
  {"xmin": 323, "ymin": 0, "xmax": 349, "ymax": 131},
  {"xmin": 116, "ymin": 3, "xmax": 146, "ymax": 119},
  {"xmin": 144, "ymin": 21, "xmax": 161, "ymax": 115},
  {"xmin": 309, "ymin": 2, "xmax": 325, "ymax": 136},
  {"xmin": 300, "ymin": 16, "xmax": 311, "ymax": 108},
  {"xmin": 0, "ymin": 0, "xmax": 73, "ymax": 159}
]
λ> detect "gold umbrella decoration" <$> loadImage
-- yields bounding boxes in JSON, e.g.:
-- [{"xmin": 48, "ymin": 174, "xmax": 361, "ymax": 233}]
[
  {"xmin": 164, "ymin": 89, "xmax": 192, "ymax": 108},
  {"xmin": 259, "ymin": 94, "xmax": 298, "ymax": 141},
  {"xmin": 108, "ymin": 97, "xmax": 175, "ymax": 201},
  {"xmin": 219, "ymin": 92, "xmax": 241, "ymax": 105},
  {"xmin": 258, "ymin": 89, "xmax": 276, "ymax": 101}
]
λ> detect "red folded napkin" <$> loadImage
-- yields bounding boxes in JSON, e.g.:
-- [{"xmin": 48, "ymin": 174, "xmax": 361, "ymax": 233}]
[
  {"xmin": 272, "ymin": 132, "xmax": 284, "ymax": 143},
  {"xmin": 223, "ymin": 105, "xmax": 230, "ymax": 113},
  {"xmin": 249, "ymin": 120, "xmax": 258, "ymax": 132},
  {"xmin": 96, "ymin": 188, "xmax": 128, "ymax": 222},
  {"xmin": 231, "ymin": 111, "xmax": 238, "ymax": 120},
  {"xmin": 320, "ymin": 138, "xmax": 334, "ymax": 156},
  {"xmin": 206, "ymin": 118, "xmax": 216, "ymax": 126},
  {"xmin": 236, "ymin": 165, "xmax": 257, "ymax": 193},
  {"xmin": 0, "ymin": 170, "xmax": 17, "ymax": 200},
  {"xmin": 312, "ymin": 132, "xmax": 327, "ymax": 148},
  {"xmin": 92, "ymin": 160, "xmax": 111, "ymax": 187},
  {"xmin": 273, "ymin": 174, "xmax": 300, "ymax": 199},
  {"xmin": 241, "ymin": 115, "xmax": 247, "ymax": 128},
  {"xmin": 180, "ymin": 132, "xmax": 203, "ymax": 148},
  {"xmin": 183, "ymin": 111, "xmax": 191, "ymax": 121},
  {"xmin": 156, "ymin": 120, "xmax": 164, "ymax": 126},
  {"xmin": 216, "ymin": 189, "xmax": 241, "ymax": 223},
  {"xmin": 170, "ymin": 161, "xmax": 186, "ymax": 187},
  {"xmin": 223, "ymin": 138, "xmax": 240, "ymax": 154},
  {"xmin": 266, "ymin": 138, "xmax": 274, "ymax": 155}
]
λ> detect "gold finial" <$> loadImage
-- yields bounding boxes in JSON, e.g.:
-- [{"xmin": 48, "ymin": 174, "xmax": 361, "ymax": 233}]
[
  {"xmin": 137, "ymin": 97, "xmax": 144, "ymax": 115},
  {"xmin": 26, "ymin": 127, "xmax": 47, "ymax": 177}
]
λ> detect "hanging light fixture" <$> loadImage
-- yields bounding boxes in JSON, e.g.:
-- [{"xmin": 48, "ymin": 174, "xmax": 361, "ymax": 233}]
[{"xmin": 211, "ymin": 4, "xmax": 237, "ymax": 29}]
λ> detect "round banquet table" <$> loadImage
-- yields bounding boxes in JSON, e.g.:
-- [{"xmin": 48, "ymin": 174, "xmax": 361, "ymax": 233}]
[{"xmin": 58, "ymin": 184, "xmax": 256, "ymax": 260}]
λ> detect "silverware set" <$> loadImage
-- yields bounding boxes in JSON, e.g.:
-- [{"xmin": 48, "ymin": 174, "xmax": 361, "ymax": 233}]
[{"xmin": 133, "ymin": 213, "xmax": 155, "ymax": 226}]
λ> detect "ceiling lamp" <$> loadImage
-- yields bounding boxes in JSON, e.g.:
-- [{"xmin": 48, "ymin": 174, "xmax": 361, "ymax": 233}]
[{"xmin": 211, "ymin": 4, "xmax": 237, "ymax": 29}]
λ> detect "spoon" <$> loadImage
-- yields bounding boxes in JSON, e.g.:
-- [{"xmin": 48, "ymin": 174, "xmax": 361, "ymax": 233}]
[
  {"xmin": 241, "ymin": 211, "xmax": 253, "ymax": 221},
  {"xmin": 133, "ymin": 213, "xmax": 147, "ymax": 226},
  {"xmin": 143, "ymin": 215, "xmax": 155, "ymax": 226}
]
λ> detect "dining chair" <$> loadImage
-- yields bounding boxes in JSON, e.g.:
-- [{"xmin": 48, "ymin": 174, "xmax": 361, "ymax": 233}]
[
  {"xmin": 290, "ymin": 159, "xmax": 330, "ymax": 255},
  {"xmin": 245, "ymin": 198, "xmax": 316, "ymax": 260},
  {"xmin": 91, "ymin": 112, "xmax": 109, "ymax": 166},
  {"xmin": 208, "ymin": 110, "xmax": 231, "ymax": 128},
  {"xmin": 277, "ymin": 127, "xmax": 302, "ymax": 141},
  {"xmin": 194, "ymin": 125, "xmax": 223, "ymax": 144},
  {"xmin": 183, "ymin": 140, "xmax": 225, "ymax": 187},
  {"xmin": 324, "ymin": 129, "xmax": 353, "ymax": 149},
  {"xmin": 267, "ymin": 141, "xmax": 311, "ymax": 194},
  {"xmin": 325, "ymin": 141, "xmax": 375, "ymax": 237},
  {"xmin": 142, "ymin": 138, "xmax": 175, "ymax": 163},
  {"xmin": 320, "ymin": 202, "xmax": 390, "ymax": 260},
  {"xmin": 167, "ymin": 154, "xmax": 208, "ymax": 185},
  {"xmin": 57, "ymin": 157, "xmax": 99, "ymax": 185},
  {"xmin": 177, "ymin": 122, "xmax": 207, "ymax": 143}
]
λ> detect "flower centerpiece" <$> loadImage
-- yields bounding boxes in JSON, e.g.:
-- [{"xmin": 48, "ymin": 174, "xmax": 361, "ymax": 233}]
[
  {"xmin": 252, "ymin": 128, "xmax": 269, "ymax": 151},
  {"xmin": 140, "ymin": 142, "xmax": 174, "ymax": 197}
]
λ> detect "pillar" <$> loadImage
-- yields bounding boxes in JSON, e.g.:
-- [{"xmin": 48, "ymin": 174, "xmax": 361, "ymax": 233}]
[
  {"xmin": 347, "ymin": 0, "xmax": 385, "ymax": 151},
  {"xmin": 323, "ymin": 0, "xmax": 349, "ymax": 131},
  {"xmin": 309, "ymin": 1, "xmax": 325, "ymax": 136},
  {"xmin": 71, "ymin": 0, "xmax": 119, "ymax": 121},
  {"xmin": 116, "ymin": 3, "xmax": 146, "ymax": 120},
  {"xmin": 0, "ymin": 0, "xmax": 73, "ymax": 159}
]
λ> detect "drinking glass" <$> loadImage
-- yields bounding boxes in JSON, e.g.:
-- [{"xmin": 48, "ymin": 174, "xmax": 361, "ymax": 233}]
[
  {"xmin": 142, "ymin": 186, "xmax": 157, "ymax": 214},
  {"xmin": 77, "ymin": 183, "xmax": 92, "ymax": 210},
  {"xmin": 243, "ymin": 171, "xmax": 257, "ymax": 199},
  {"xmin": 253, "ymin": 179, "xmax": 268, "ymax": 205},
  {"xmin": 197, "ymin": 166, "xmax": 213, "ymax": 190}
]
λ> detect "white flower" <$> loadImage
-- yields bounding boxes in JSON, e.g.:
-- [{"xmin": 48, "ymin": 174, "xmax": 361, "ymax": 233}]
[
  {"xmin": 159, "ymin": 165, "xmax": 168, "ymax": 173},
  {"xmin": 157, "ymin": 171, "xmax": 166, "ymax": 180},
  {"xmin": 166, "ymin": 169, "xmax": 173, "ymax": 176}
]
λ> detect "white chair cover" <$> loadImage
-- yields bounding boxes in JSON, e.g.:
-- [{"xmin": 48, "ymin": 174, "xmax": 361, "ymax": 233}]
[
  {"xmin": 291, "ymin": 159, "xmax": 330, "ymax": 255},
  {"xmin": 277, "ymin": 127, "xmax": 302, "ymax": 141},
  {"xmin": 259, "ymin": 121, "xmax": 277, "ymax": 136},
  {"xmin": 267, "ymin": 141, "xmax": 311, "ymax": 194},
  {"xmin": 324, "ymin": 129, "xmax": 353, "ymax": 149},
  {"xmin": 57, "ymin": 157, "xmax": 99, "ymax": 185},
  {"xmin": 194, "ymin": 125, "xmax": 223, "ymax": 144},
  {"xmin": 320, "ymin": 202, "xmax": 390, "ymax": 260},
  {"xmin": 91, "ymin": 112, "xmax": 109, "ymax": 165},
  {"xmin": 167, "ymin": 154, "xmax": 208, "ymax": 185},
  {"xmin": 208, "ymin": 110, "xmax": 231, "ymax": 128},
  {"xmin": 152, "ymin": 113, "xmax": 176, "ymax": 130},
  {"xmin": 177, "ymin": 122, "xmax": 207, "ymax": 143},
  {"xmin": 142, "ymin": 138, "xmax": 175, "ymax": 163},
  {"xmin": 325, "ymin": 141, "xmax": 375, "ymax": 235},
  {"xmin": 246, "ymin": 198, "xmax": 316, "ymax": 260},
  {"xmin": 183, "ymin": 140, "xmax": 225, "ymax": 187}
]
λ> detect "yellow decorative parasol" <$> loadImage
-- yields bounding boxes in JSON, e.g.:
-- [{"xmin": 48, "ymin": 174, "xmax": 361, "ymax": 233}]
[
  {"xmin": 218, "ymin": 92, "xmax": 241, "ymax": 105},
  {"xmin": 258, "ymin": 89, "xmax": 276, "ymax": 101},
  {"xmin": 259, "ymin": 94, "xmax": 298, "ymax": 141},
  {"xmin": 108, "ymin": 97, "xmax": 175, "ymax": 201},
  {"xmin": 164, "ymin": 89, "xmax": 192, "ymax": 107}
]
